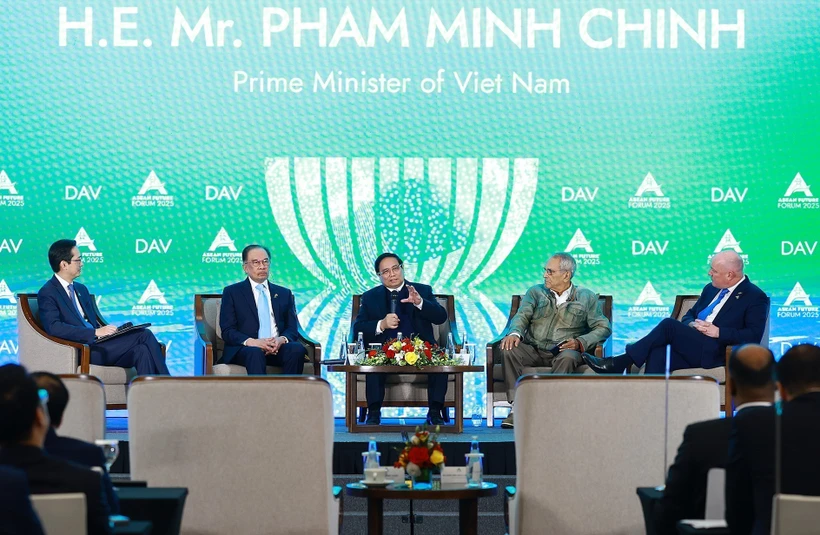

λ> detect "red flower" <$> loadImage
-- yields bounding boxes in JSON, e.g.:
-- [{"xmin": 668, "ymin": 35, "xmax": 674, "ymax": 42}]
[
  {"xmin": 408, "ymin": 446, "xmax": 430, "ymax": 466},
  {"xmin": 402, "ymin": 343, "xmax": 413, "ymax": 352},
  {"xmin": 424, "ymin": 341, "xmax": 431, "ymax": 348},
  {"xmin": 368, "ymin": 350, "xmax": 377, "ymax": 357},
  {"xmin": 386, "ymin": 349, "xmax": 396, "ymax": 359},
  {"xmin": 424, "ymin": 348, "xmax": 432, "ymax": 359}
]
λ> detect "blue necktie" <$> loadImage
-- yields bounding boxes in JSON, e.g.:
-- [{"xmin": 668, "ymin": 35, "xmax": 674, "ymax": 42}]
[
  {"xmin": 256, "ymin": 284, "xmax": 271, "ymax": 338},
  {"xmin": 68, "ymin": 283, "xmax": 93, "ymax": 328},
  {"xmin": 697, "ymin": 288, "xmax": 730, "ymax": 321}
]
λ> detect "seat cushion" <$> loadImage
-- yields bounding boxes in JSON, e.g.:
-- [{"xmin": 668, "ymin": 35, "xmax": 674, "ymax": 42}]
[
  {"xmin": 79, "ymin": 365, "xmax": 137, "ymax": 385},
  {"xmin": 213, "ymin": 364, "xmax": 317, "ymax": 376},
  {"xmin": 672, "ymin": 367, "xmax": 726, "ymax": 383}
]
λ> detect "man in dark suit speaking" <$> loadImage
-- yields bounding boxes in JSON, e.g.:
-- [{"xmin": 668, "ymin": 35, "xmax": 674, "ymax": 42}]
[
  {"xmin": 218, "ymin": 244, "xmax": 306, "ymax": 375},
  {"xmin": 585, "ymin": 250, "xmax": 768, "ymax": 374},
  {"xmin": 353, "ymin": 253, "xmax": 448, "ymax": 425},
  {"xmin": 37, "ymin": 239, "xmax": 169, "ymax": 375}
]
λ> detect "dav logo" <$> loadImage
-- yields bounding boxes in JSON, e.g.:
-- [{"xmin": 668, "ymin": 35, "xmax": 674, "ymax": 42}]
[
  {"xmin": 132, "ymin": 171, "xmax": 174, "ymax": 207},
  {"xmin": 131, "ymin": 280, "xmax": 174, "ymax": 317},
  {"xmin": 202, "ymin": 227, "xmax": 242, "ymax": 264},
  {"xmin": 632, "ymin": 240, "xmax": 668, "ymax": 256},
  {"xmin": 65, "ymin": 185, "xmax": 102, "ymax": 201},
  {"xmin": 0, "ymin": 279, "xmax": 17, "ymax": 318},
  {"xmin": 564, "ymin": 229, "xmax": 600, "ymax": 265},
  {"xmin": 0, "ymin": 170, "xmax": 24, "ymax": 207},
  {"xmin": 711, "ymin": 187, "xmax": 748, "ymax": 203},
  {"xmin": 628, "ymin": 173, "xmax": 670, "ymax": 209},
  {"xmin": 0, "ymin": 339, "xmax": 18, "ymax": 356},
  {"xmin": 0, "ymin": 239, "xmax": 22, "ymax": 254},
  {"xmin": 627, "ymin": 282, "xmax": 670, "ymax": 318},
  {"xmin": 781, "ymin": 241, "xmax": 817, "ymax": 256},
  {"xmin": 135, "ymin": 238, "xmax": 172, "ymax": 254},
  {"xmin": 778, "ymin": 173, "xmax": 818, "ymax": 210},
  {"xmin": 709, "ymin": 229, "xmax": 749, "ymax": 265},
  {"xmin": 205, "ymin": 185, "xmax": 244, "ymax": 201},
  {"xmin": 776, "ymin": 282, "xmax": 819, "ymax": 319},
  {"xmin": 74, "ymin": 228, "xmax": 104, "ymax": 263},
  {"xmin": 561, "ymin": 186, "xmax": 599, "ymax": 202}
]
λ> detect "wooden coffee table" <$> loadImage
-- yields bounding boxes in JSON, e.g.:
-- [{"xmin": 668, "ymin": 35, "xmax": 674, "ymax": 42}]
[
  {"xmin": 346, "ymin": 481, "xmax": 498, "ymax": 535},
  {"xmin": 326, "ymin": 365, "xmax": 483, "ymax": 433}
]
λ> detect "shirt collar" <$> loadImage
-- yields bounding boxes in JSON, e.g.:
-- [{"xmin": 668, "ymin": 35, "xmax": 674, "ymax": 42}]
[
  {"xmin": 54, "ymin": 273, "xmax": 73, "ymax": 290},
  {"xmin": 724, "ymin": 275, "xmax": 746, "ymax": 296},
  {"xmin": 550, "ymin": 284, "xmax": 573, "ymax": 300},
  {"xmin": 385, "ymin": 282, "xmax": 406, "ymax": 293},
  {"xmin": 247, "ymin": 278, "xmax": 269, "ymax": 292},
  {"xmin": 735, "ymin": 401, "xmax": 772, "ymax": 412}
]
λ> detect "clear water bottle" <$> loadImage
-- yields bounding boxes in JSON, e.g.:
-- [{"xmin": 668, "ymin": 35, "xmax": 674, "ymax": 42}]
[
  {"xmin": 356, "ymin": 332, "xmax": 365, "ymax": 353},
  {"xmin": 364, "ymin": 436, "xmax": 380, "ymax": 469},
  {"xmin": 465, "ymin": 436, "xmax": 483, "ymax": 487},
  {"xmin": 396, "ymin": 331, "xmax": 403, "ymax": 342},
  {"xmin": 446, "ymin": 332, "xmax": 456, "ymax": 357}
]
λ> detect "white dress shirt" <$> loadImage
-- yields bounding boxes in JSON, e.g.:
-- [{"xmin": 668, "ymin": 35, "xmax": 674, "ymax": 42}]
[
  {"xmin": 703, "ymin": 276, "xmax": 746, "ymax": 323},
  {"xmin": 54, "ymin": 274, "xmax": 91, "ymax": 323}
]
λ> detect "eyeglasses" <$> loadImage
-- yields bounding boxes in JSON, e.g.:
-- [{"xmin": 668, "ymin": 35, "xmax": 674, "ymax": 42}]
[
  {"xmin": 378, "ymin": 265, "xmax": 402, "ymax": 277},
  {"xmin": 70, "ymin": 257, "xmax": 83, "ymax": 264},
  {"xmin": 244, "ymin": 259, "xmax": 270, "ymax": 268},
  {"xmin": 544, "ymin": 268, "xmax": 565, "ymax": 275},
  {"xmin": 38, "ymin": 388, "xmax": 49, "ymax": 404}
]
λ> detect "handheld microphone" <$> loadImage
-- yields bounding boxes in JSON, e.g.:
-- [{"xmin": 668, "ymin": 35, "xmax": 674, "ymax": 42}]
[{"xmin": 390, "ymin": 291, "xmax": 398, "ymax": 314}]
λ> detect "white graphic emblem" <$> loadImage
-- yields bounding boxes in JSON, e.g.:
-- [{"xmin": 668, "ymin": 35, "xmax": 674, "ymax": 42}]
[
  {"xmin": 74, "ymin": 228, "xmax": 97, "ymax": 251},
  {"xmin": 138, "ymin": 280, "xmax": 168, "ymax": 304},
  {"xmin": 714, "ymin": 229, "xmax": 742, "ymax": 253},
  {"xmin": 0, "ymin": 171, "xmax": 18, "ymax": 194},
  {"xmin": 784, "ymin": 282, "xmax": 812, "ymax": 307},
  {"xmin": 635, "ymin": 282, "xmax": 663, "ymax": 306},
  {"xmin": 208, "ymin": 228, "xmax": 237, "ymax": 252},
  {"xmin": 565, "ymin": 229, "xmax": 593, "ymax": 253},
  {"xmin": 0, "ymin": 280, "xmax": 16, "ymax": 304},
  {"xmin": 138, "ymin": 171, "xmax": 168, "ymax": 195}
]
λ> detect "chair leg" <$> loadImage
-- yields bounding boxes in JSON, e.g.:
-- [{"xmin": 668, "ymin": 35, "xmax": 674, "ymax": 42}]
[
  {"xmin": 358, "ymin": 406, "xmax": 368, "ymax": 423},
  {"xmin": 486, "ymin": 393, "xmax": 494, "ymax": 427}
]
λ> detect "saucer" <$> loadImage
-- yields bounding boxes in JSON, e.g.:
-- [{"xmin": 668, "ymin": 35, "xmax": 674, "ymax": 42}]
[{"xmin": 359, "ymin": 479, "xmax": 394, "ymax": 487}]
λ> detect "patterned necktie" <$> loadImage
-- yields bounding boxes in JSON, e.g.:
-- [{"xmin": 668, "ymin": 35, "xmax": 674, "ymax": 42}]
[
  {"xmin": 697, "ymin": 288, "xmax": 730, "ymax": 321},
  {"xmin": 68, "ymin": 283, "xmax": 93, "ymax": 328},
  {"xmin": 256, "ymin": 284, "xmax": 272, "ymax": 338}
]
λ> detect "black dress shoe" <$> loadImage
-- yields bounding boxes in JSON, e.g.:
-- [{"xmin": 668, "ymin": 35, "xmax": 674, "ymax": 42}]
[
  {"xmin": 582, "ymin": 353, "xmax": 624, "ymax": 374},
  {"xmin": 366, "ymin": 410, "xmax": 381, "ymax": 425},
  {"xmin": 427, "ymin": 414, "xmax": 445, "ymax": 426}
]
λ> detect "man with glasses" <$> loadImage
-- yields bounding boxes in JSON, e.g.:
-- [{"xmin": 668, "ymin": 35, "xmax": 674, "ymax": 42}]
[
  {"xmin": 37, "ymin": 239, "xmax": 169, "ymax": 375},
  {"xmin": 0, "ymin": 364, "xmax": 112, "ymax": 535},
  {"xmin": 218, "ymin": 244, "xmax": 306, "ymax": 374},
  {"xmin": 352, "ymin": 253, "xmax": 449, "ymax": 425},
  {"xmin": 583, "ymin": 250, "xmax": 767, "ymax": 375},
  {"xmin": 498, "ymin": 252, "xmax": 611, "ymax": 428}
]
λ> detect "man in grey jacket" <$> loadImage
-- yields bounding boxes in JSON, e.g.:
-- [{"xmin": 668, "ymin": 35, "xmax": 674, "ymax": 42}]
[{"xmin": 499, "ymin": 252, "xmax": 611, "ymax": 428}]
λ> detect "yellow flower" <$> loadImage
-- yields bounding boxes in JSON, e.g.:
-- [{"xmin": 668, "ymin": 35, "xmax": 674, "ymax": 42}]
[
  {"xmin": 392, "ymin": 341, "xmax": 402, "ymax": 350},
  {"xmin": 405, "ymin": 351, "xmax": 418, "ymax": 365},
  {"xmin": 430, "ymin": 450, "xmax": 444, "ymax": 465}
]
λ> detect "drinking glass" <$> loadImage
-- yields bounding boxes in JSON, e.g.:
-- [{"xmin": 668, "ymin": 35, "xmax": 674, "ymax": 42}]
[{"xmin": 95, "ymin": 439, "xmax": 120, "ymax": 471}]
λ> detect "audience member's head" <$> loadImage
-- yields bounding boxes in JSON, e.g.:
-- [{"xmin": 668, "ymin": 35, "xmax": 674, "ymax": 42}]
[
  {"xmin": 30, "ymin": 372, "xmax": 69, "ymax": 429},
  {"xmin": 0, "ymin": 364, "xmax": 50, "ymax": 447},
  {"xmin": 776, "ymin": 344, "xmax": 820, "ymax": 401},
  {"xmin": 728, "ymin": 344, "xmax": 776, "ymax": 406}
]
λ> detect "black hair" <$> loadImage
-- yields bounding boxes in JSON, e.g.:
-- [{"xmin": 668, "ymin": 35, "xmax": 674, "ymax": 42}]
[
  {"xmin": 31, "ymin": 372, "xmax": 69, "ymax": 428},
  {"xmin": 0, "ymin": 364, "xmax": 41, "ymax": 443},
  {"xmin": 777, "ymin": 344, "xmax": 820, "ymax": 396},
  {"xmin": 242, "ymin": 244, "xmax": 271, "ymax": 263},
  {"xmin": 374, "ymin": 253, "xmax": 403, "ymax": 274},
  {"xmin": 48, "ymin": 239, "xmax": 77, "ymax": 273}
]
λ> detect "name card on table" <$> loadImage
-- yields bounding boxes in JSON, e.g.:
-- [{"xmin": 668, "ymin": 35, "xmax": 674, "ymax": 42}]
[
  {"xmin": 385, "ymin": 467, "xmax": 405, "ymax": 483},
  {"xmin": 440, "ymin": 466, "xmax": 468, "ymax": 488}
]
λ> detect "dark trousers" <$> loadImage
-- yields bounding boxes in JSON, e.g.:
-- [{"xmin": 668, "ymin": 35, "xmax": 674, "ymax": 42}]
[
  {"xmin": 627, "ymin": 318, "xmax": 722, "ymax": 373},
  {"xmin": 91, "ymin": 329, "xmax": 169, "ymax": 375},
  {"xmin": 230, "ymin": 342, "xmax": 306, "ymax": 375},
  {"xmin": 366, "ymin": 373, "xmax": 448, "ymax": 409}
]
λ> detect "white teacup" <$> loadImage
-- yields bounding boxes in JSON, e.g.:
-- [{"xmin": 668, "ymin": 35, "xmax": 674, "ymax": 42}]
[{"xmin": 364, "ymin": 468, "xmax": 387, "ymax": 483}]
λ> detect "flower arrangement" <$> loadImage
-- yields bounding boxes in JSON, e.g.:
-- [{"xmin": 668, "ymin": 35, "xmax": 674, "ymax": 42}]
[
  {"xmin": 395, "ymin": 425, "xmax": 446, "ymax": 487},
  {"xmin": 359, "ymin": 335, "xmax": 461, "ymax": 368}
]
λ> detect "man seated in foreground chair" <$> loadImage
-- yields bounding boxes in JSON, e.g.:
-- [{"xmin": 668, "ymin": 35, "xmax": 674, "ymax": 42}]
[
  {"xmin": 352, "ymin": 252, "xmax": 448, "ymax": 425},
  {"xmin": 0, "ymin": 364, "xmax": 112, "ymax": 535},
  {"xmin": 31, "ymin": 372, "xmax": 119, "ymax": 514},
  {"xmin": 651, "ymin": 344, "xmax": 774, "ymax": 534},
  {"xmin": 498, "ymin": 252, "xmax": 611, "ymax": 428},
  {"xmin": 584, "ymin": 250, "xmax": 767, "ymax": 375},
  {"xmin": 37, "ymin": 239, "xmax": 169, "ymax": 375},
  {"xmin": 219, "ymin": 244, "xmax": 306, "ymax": 375},
  {"xmin": 726, "ymin": 344, "xmax": 820, "ymax": 535}
]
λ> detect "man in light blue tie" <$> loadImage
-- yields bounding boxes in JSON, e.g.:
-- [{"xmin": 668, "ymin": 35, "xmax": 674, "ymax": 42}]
[
  {"xmin": 584, "ymin": 250, "xmax": 768, "ymax": 374},
  {"xmin": 218, "ymin": 245, "xmax": 306, "ymax": 375}
]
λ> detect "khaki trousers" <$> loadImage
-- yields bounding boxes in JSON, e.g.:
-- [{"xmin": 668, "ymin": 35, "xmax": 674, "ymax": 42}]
[{"xmin": 502, "ymin": 343, "xmax": 583, "ymax": 402}]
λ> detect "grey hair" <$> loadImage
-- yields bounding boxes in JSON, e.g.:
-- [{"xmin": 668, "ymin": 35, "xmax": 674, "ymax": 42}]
[{"xmin": 551, "ymin": 252, "xmax": 576, "ymax": 278}]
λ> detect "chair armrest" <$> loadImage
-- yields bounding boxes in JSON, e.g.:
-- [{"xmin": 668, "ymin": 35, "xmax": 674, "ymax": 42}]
[
  {"xmin": 505, "ymin": 486, "xmax": 517, "ymax": 534},
  {"xmin": 194, "ymin": 320, "xmax": 214, "ymax": 375},
  {"xmin": 298, "ymin": 326, "xmax": 322, "ymax": 372}
]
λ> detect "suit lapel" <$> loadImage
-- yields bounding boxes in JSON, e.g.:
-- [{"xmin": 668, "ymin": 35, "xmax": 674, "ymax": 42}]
[
  {"xmin": 74, "ymin": 284, "xmax": 97, "ymax": 326},
  {"xmin": 51, "ymin": 276, "xmax": 84, "ymax": 323},
  {"xmin": 267, "ymin": 282, "xmax": 279, "ymax": 327},
  {"xmin": 713, "ymin": 277, "xmax": 749, "ymax": 324},
  {"xmin": 242, "ymin": 279, "xmax": 260, "ymax": 330}
]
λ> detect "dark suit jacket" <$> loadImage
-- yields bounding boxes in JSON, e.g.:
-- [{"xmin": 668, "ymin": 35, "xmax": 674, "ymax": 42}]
[
  {"xmin": 653, "ymin": 406, "xmax": 770, "ymax": 535},
  {"xmin": 0, "ymin": 445, "xmax": 111, "ymax": 535},
  {"xmin": 680, "ymin": 277, "xmax": 768, "ymax": 366},
  {"xmin": 44, "ymin": 427, "xmax": 119, "ymax": 514},
  {"xmin": 352, "ymin": 282, "xmax": 447, "ymax": 346},
  {"xmin": 219, "ymin": 279, "xmax": 302, "ymax": 364},
  {"xmin": 37, "ymin": 276, "xmax": 100, "ymax": 344},
  {"xmin": 0, "ymin": 465, "xmax": 45, "ymax": 535},
  {"xmin": 727, "ymin": 392, "xmax": 820, "ymax": 535}
]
